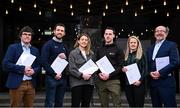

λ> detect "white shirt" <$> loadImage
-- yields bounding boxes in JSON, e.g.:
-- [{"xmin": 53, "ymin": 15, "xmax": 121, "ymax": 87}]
[
  {"xmin": 152, "ymin": 40, "xmax": 165, "ymax": 60},
  {"xmin": 21, "ymin": 42, "xmax": 32, "ymax": 81},
  {"xmin": 81, "ymin": 50, "xmax": 87, "ymax": 60}
]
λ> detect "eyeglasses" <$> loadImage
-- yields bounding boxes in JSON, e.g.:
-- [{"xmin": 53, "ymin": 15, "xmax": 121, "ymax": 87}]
[
  {"xmin": 22, "ymin": 33, "xmax": 32, "ymax": 36},
  {"xmin": 155, "ymin": 30, "xmax": 166, "ymax": 33}
]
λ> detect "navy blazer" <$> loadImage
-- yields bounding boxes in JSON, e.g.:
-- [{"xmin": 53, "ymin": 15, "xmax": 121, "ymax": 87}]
[
  {"xmin": 2, "ymin": 43, "xmax": 41, "ymax": 89},
  {"xmin": 147, "ymin": 40, "xmax": 180, "ymax": 87}
]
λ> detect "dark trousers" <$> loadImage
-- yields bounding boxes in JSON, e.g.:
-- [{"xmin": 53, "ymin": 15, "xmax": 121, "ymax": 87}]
[
  {"xmin": 71, "ymin": 85, "xmax": 94, "ymax": 107},
  {"xmin": 125, "ymin": 84, "xmax": 145, "ymax": 107},
  {"xmin": 45, "ymin": 77, "xmax": 67, "ymax": 107},
  {"xmin": 9, "ymin": 80, "xmax": 35, "ymax": 107},
  {"xmin": 150, "ymin": 86, "xmax": 177, "ymax": 107}
]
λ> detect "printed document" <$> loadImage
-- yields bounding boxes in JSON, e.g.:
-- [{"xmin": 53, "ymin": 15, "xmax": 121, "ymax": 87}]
[
  {"xmin": 96, "ymin": 56, "xmax": 115, "ymax": 74},
  {"xmin": 125, "ymin": 63, "xmax": 141, "ymax": 85},
  {"xmin": 16, "ymin": 52, "xmax": 36, "ymax": 66},
  {"xmin": 79, "ymin": 59, "xmax": 99, "ymax": 74},
  {"xmin": 155, "ymin": 56, "xmax": 169, "ymax": 71},
  {"xmin": 51, "ymin": 56, "xmax": 68, "ymax": 74}
]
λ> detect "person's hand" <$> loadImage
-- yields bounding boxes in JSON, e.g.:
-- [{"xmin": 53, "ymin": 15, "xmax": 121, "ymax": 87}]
[
  {"xmin": 24, "ymin": 66, "xmax": 34, "ymax": 76},
  {"xmin": 55, "ymin": 73, "xmax": 62, "ymax": 80},
  {"xmin": 58, "ymin": 53, "xmax": 67, "ymax": 59},
  {"xmin": 82, "ymin": 73, "xmax": 92, "ymax": 80},
  {"xmin": 122, "ymin": 67, "xmax": 127, "ymax": 72},
  {"xmin": 133, "ymin": 80, "xmax": 141, "ymax": 86},
  {"xmin": 98, "ymin": 72, "xmax": 109, "ymax": 80},
  {"xmin": 150, "ymin": 71, "xmax": 160, "ymax": 80}
]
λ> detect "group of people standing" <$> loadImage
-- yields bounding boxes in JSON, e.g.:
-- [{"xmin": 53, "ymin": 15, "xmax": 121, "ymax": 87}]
[{"xmin": 2, "ymin": 23, "xmax": 180, "ymax": 107}]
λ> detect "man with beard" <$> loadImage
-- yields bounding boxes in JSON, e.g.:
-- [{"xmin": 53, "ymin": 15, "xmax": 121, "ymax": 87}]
[
  {"xmin": 147, "ymin": 25, "xmax": 180, "ymax": 107},
  {"xmin": 41, "ymin": 23, "xmax": 69, "ymax": 107}
]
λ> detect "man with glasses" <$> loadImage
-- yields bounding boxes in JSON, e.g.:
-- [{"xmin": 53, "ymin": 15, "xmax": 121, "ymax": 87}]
[
  {"xmin": 2, "ymin": 26, "xmax": 41, "ymax": 107},
  {"xmin": 147, "ymin": 25, "xmax": 180, "ymax": 107}
]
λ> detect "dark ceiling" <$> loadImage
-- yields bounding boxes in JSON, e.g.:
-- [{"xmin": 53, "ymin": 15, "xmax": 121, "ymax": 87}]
[
  {"xmin": 0, "ymin": 0, "xmax": 180, "ymax": 17},
  {"xmin": 0, "ymin": 0, "xmax": 180, "ymax": 41}
]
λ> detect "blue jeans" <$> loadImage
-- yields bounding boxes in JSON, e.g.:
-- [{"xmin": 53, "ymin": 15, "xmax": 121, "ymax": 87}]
[{"xmin": 44, "ymin": 76, "xmax": 67, "ymax": 107}]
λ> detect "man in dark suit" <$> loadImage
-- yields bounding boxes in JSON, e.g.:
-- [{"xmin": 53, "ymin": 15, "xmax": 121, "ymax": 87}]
[
  {"xmin": 147, "ymin": 25, "xmax": 180, "ymax": 107},
  {"xmin": 2, "ymin": 26, "xmax": 41, "ymax": 107}
]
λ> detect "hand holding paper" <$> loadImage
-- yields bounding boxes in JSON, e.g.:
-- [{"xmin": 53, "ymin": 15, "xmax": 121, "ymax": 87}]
[
  {"xmin": 96, "ymin": 56, "xmax": 115, "ymax": 74},
  {"xmin": 155, "ymin": 56, "xmax": 169, "ymax": 71},
  {"xmin": 16, "ymin": 52, "xmax": 36, "ymax": 66},
  {"xmin": 79, "ymin": 59, "xmax": 98, "ymax": 74},
  {"xmin": 51, "ymin": 56, "xmax": 68, "ymax": 74},
  {"xmin": 124, "ymin": 63, "xmax": 141, "ymax": 85}
]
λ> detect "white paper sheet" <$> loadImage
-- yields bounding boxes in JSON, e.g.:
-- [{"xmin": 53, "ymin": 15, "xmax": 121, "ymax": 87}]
[
  {"xmin": 51, "ymin": 56, "xmax": 68, "ymax": 74},
  {"xmin": 96, "ymin": 56, "xmax": 115, "ymax": 74},
  {"xmin": 155, "ymin": 56, "xmax": 169, "ymax": 71},
  {"xmin": 79, "ymin": 59, "xmax": 99, "ymax": 74},
  {"xmin": 16, "ymin": 52, "xmax": 36, "ymax": 66},
  {"xmin": 125, "ymin": 63, "xmax": 141, "ymax": 85}
]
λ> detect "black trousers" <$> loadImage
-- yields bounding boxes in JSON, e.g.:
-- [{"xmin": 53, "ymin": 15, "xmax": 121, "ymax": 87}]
[
  {"xmin": 71, "ymin": 85, "xmax": 94, "ymax": 107},
  {"xmin": 125, "ymin": 84, "xmax": 145, "ymax": 107}
]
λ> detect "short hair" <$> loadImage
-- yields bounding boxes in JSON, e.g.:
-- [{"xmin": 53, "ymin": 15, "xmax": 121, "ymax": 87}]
[
  {"xmin": 105, "ymin": 26, "xmax": 116, "ymax": 35},
  {"xmin": 166, "ymin": 26, "xmax": 169, "ymax": 34},
  {"xmin": 19, "ymin": 26, "xmax": 34, "ymax": 37},
  {"xmin": 53, "ymin": 23, "xmax": 66, "ymax": 31}
]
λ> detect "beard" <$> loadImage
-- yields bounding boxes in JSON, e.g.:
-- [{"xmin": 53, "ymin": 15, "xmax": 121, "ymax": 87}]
[{"xmin": 55, "ymin": 35, "xmax": 63, "ymax": 40}]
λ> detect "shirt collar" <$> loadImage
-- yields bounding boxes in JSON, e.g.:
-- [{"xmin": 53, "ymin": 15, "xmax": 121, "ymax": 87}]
[
  {"xmin": 155, "ymin": 39, "xmax": 165, "ymax": 45},
  {"xmin": 21, "ymin": 42, "xmax": 31, "ymax": 48},
  {"xmin": 53, "ymin": 37, "xmax": 62, "ymax": 43}
]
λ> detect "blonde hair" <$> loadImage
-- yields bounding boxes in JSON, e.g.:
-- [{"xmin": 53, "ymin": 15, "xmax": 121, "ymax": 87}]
[
  {"xmin": 74, "ymin": 33, "xmax": 92, "ymax": 55},
  {"xmin": 125, "ymin": 35, "xmax": 143, "ymax": 61}
]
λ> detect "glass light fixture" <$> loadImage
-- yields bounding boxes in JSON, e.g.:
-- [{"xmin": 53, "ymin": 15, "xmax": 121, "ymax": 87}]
[
  {"xmin": 50, "ymin": 0, "xmax": 53, "ymax": 4},
  {"xmin": 177, "ymin": 5, "xmax": 179, "ymax": 10},
  {"xmin": 126, "ymin": 0, "xmax": 128, "ymax": 6},
  {"xmin": 141, "ymin": 4, "xmax": 144, "ymax": 10},
  {"xmin": 19, "ymin": 6, "xmax": 22, "ymax": 11},
  {"xmin": 39, "ymin": 11, "xmax": 41, "ymax": 15},
  {"xmin": 154, "ymin": 9, "xmax": 157, "ymax": 13},
  {"xmin": 103, "ymin": 12, "xmax": 106, "ymax": 16},
  {"xmin": 71, "ymin": 11, "xmax": 74, "ymax": 16},
  {"xmin": 163, "ymin": 0, "xmax": 166, "ymax": 6},
  {"xmin": 53, "ymin": 8, "xmax": 56, "ymax": 12},
  {"xmin": 87, "ymin": 8, "xmax": 90, "ymax": 13},
  {"xmin": 121, "ymin": 8, "xmax": 123, "ymax": 13},
  {"xmin": 11, "ymin": 0, "xmax": 14, "ymax": 3},
  {"xmin": 6, "ymin": 10, "xmax": 8, "ymax": 14},
  {"xmin": 105, "ymin": 4, "xmax": 108, "ymax": 10},
  {"xmin": 34, "ymin": 3, "xmax": 37, "ymax": 8},
  {"xmin": 70, "ymin": 4, "xmax": 73, "ymax": 9},
  {"xmin": 88, "ymin": 0, "xmax": 91, "ymax": 5}
]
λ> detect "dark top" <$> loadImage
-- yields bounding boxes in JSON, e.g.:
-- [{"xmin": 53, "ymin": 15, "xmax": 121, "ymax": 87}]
[
  {"xmin": 41, "ymin": 39, "xmax": 69, "ymax": 78},
  {"xmin": 123, "ymin": 52, "xmax": 148, "ymax": 85},
  {"xmin": 96, "ymin": 43, "xmax": 124, "ymax": 80},
  {"xmin": 2, "ymin": 43, "xmax": 41, "ymax": 89}
]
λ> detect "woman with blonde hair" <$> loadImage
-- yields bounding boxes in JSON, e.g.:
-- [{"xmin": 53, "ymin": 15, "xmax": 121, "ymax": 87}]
[
  {"xmin": 122, "ymin": 35, "xmax": 148, "ymax": 107},
  {"xmin": 68, "ymin": 33, "xmax": 95, "ymax": 107}
]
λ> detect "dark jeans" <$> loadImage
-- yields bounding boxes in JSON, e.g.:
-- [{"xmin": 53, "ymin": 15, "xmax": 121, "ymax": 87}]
[
  {"xmin": 44, "ymin": 76, "xmax": 67, "ymax": 107},
  {"xmin": 71, "ymin": 85, "xmax": 94, "ymax": 107}
]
